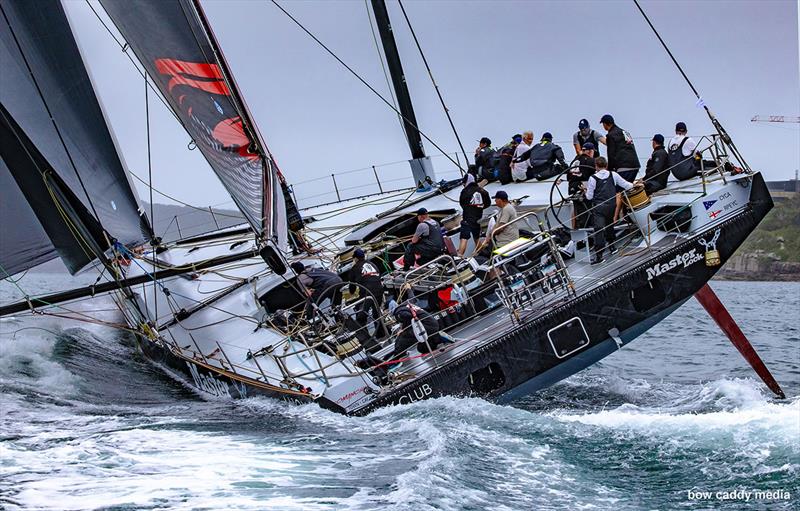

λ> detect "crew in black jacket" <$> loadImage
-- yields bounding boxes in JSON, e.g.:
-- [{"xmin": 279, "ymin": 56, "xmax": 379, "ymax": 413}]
[
  {"xmin": 569, "ymin": 142, "xmax": 597, "ymax": 228},
  {"xmin": 346, "ymin": 248, "xmax": 386, "ymax": 348},
  {"xmin": 642, "ymin": 134, "xmax": 669, "ymax": 194},
  {"xmin": 600, "ymin": 114, "xmax": 640, "ymax": 220},
  {"xmin": 526, "ymin": 132, "xmax": 567, "ymax": 180},
  {"xmin": 457, "ymin": 174, "xmax": 491, "ymax": 256}
]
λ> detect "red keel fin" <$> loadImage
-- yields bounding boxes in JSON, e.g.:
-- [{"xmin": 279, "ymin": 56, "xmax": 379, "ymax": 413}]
[{"xmin": 695, "ymin": 284, "xmax": 785, "ymax": 399}]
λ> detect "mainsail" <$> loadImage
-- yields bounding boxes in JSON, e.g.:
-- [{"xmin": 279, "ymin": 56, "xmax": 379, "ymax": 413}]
[
  {"xmin": 0, "ymin": 0, "xmax": 151, "ymax": 274},
  {"xmin": 100, "ymin": 0, "xmax": 289, "ymax": 249}
]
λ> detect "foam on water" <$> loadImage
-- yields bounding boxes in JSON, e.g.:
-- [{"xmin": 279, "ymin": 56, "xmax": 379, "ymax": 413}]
[{"xmin": 1, "ymin": 279, "xmax": 798, "ymax": 510}]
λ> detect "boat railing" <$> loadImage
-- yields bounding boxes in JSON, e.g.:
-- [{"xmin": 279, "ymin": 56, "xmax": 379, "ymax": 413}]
[
  {"xmin": 487, "ymin": 211, "xmax": 575, "ymax": 321},
  {"xmin": 292, "ymin": 151, "xmax": 467, "ymax": 210}
]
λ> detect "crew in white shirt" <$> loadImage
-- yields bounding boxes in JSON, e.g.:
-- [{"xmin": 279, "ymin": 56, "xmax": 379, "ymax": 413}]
[
  {"xmin": 668, "ymin": 121, "xmax": 697, "ymax": 156},
  {"xmin": 511, "ymin": 131, "xmax": 533, "ymax": 182}
]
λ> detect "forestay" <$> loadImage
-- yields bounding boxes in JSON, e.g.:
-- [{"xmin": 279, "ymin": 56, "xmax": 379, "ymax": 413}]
[{"xmin": 100, "ymin": 0, "xmax": 288, "ymax": 249}]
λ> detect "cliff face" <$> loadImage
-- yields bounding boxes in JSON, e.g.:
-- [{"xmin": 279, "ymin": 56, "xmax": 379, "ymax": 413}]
[{"xmin": 716, "ymin": 194, "xmax": 800, "ymax": 281}]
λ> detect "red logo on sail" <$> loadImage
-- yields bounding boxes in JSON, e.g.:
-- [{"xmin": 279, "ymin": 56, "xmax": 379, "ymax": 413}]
[{"xmin": 155, "ymin": 59, "xmax": 230, "ymax": 96}]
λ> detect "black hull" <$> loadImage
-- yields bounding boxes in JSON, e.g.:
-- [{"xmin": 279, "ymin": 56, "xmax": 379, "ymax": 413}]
[{"xmin": 136, "ymin": 175, "xmax": 773, "ymax": 416}]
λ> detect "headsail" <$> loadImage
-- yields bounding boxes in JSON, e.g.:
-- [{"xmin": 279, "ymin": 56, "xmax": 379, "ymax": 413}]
[
  {"xmin": 0, "ymin": 157, "xmax": 57, "ymax": 276},
  {"xmin": 0, "ymin": 0, "xmax": 151, "ymax": 267},
  {"xmin": 99, "ymin": 0, "xmax": 288, "ymax": 249},
  {"xmin": 0, "ymin": 104, "xmax": 108, "ymax": 274}
]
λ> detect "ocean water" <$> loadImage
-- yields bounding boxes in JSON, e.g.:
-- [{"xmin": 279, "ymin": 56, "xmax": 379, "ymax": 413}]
[{"xmin": 0, "ymin": 278, "xmax": 798, "ymax": 510}]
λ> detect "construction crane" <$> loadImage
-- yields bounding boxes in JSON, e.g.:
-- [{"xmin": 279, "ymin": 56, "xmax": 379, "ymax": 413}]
[{"xmin": 750, "ymin": 115, "xmax": 800, "ymax": 123}]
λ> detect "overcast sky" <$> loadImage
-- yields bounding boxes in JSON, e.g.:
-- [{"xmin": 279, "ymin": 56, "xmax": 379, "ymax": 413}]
[{"xmin": 65, "ymin": 0, "xmax": 800, "ymax": 210}]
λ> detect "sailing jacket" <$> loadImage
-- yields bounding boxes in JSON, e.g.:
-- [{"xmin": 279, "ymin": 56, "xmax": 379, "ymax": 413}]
[
  {"xmin": 496, "ymin": 142, "xmax": 517, "ymax": 184},
  {"xmin": 347, "ymin": 259, "xmax": 382, "ymax": 294},
  {"xmin": 474, "ymin": 147, "xmax": 497, "ymax": 181},
  {"xmin": 414, "ymin": 218, "xmax": 445, "ymax": 255},
  {"xmin": 299, "ymin": 268, "xmax": 343, "ymax": 298},
  {"xmin": 643, "ymin": 146, "xmax": 669, "ymax": 194},
  {"xmin": 459, "ymin": 182, "xmax": 491, "ymax": 225},
  {"xmin": 606, "ymin": 125, "xmax": 640, "ymax": 171},
  {"xmin": 528, "ymin": 141, "xmax": 567, "ymax": 179}
]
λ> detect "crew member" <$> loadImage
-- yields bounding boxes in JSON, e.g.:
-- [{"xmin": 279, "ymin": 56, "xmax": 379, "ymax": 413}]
[
  {"xmin": 600, "ymin": 114, "xmax": 640, "ymax": 221},
  {"xmin": 403, "ymin": 208, "xmax": 445, "ymax": 270},
  {"xmin": 474, "ymin": 137, "xmax": 497, "ymax": 182},
  {"xmin": 569, "ymin": 142, "xmax": 596, "ymax": 228},
  {"xmin": 511, "ymin": 131, "xmax": 534, "ymax": 182},
  {"xmin": 496, "ymin": 134, "xmax": 521, "ymax": 184},
  {"xmin": 667, "ymin": 121, "xmax": 699, "ymax": 181},
  {"xmin": 488, "ymin": 190, "xmax": 519, "ymax": 248},
  {"xmin": 347, "ymin": 248, "xmax": 387, "ymax": 347},
  {"xmin": 642, "ymin": 134, "xmax": 669, "ymax": 194},
  {"xmin": 389, "ymin": 302, "xmax": 451, "ymax": 361},
  {"xmin": 573, "ymin": 118, "xmax": 606, "ymax": 156},
  {"xmin": 585, "ymin": 156, "xmax": 633, "ymax": 264},
  {"xmin": 291, "ymin": 261, "xmax": 344, "ymax": 314},
  {"xmin": 526, "ymin": 132, "xmax": 567, "ymax": 180},
  {"xmin": 457, "ymin": 173, "xmax": 491, "ymax": 257}
]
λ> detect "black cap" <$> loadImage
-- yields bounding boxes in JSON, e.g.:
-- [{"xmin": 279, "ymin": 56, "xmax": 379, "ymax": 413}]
[
  {"xmin": 578, "ymin": 119, "xmax": 590, "ymax": 129},
  {"xmin": 582, "ymin": 142, "xmax": 595, "ymax": 151},
  {"xmin": 492, "ymin": 190, "xmax": 509, "ymax": 201},
  {"xmin": 479, "ymin": 137, "xmax": 492, "ymax": 146},
  {"xmin": 675, "ymin": 122, "xmax": 687, "ymax": 132},
  {"xmin": 290, "ymin": 261, "xmax": 305, "ymax": 274},
  {"xmin": 512, "ymin": 134, "xmax": 522, "ymax": 143},
  {"xmin": 541, "ymin": 132, "xmax": 553, "ymax": 141},
  {"xmin": 652, "ymin": 133, "xmax": 665, "ymax": 145},
  {"xmin": 600, "ymin": 114, "xmax": 614, "ymax": 125},
  {"xmin": 353, "ymin": 248, "xmax": 365, "ymax": 259},
  {"xmin": 416, "ymin": 207, "xmax": 428, "ymax": 216}
]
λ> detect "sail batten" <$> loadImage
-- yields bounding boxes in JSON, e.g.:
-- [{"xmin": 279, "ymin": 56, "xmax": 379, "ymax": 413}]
[{"xmin": 100, "ymin": 0, "xmax": 288, "ymax": 248}]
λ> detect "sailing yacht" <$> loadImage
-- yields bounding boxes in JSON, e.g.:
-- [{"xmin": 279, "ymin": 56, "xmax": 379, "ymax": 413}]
[{"xmin": 0, "ymin": 0, "xmax": 784, "ymax": 416}]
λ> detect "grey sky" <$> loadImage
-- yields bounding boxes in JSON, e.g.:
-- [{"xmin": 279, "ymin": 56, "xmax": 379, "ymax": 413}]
[{"xmin": 66, "ymin": 0, "xmax": 799, "ymax": 210}]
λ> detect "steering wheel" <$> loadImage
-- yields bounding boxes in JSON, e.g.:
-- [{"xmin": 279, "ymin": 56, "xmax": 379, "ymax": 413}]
[{"xmin": 547, "ymin": 162, "xmax": 597, "ymax": 230}]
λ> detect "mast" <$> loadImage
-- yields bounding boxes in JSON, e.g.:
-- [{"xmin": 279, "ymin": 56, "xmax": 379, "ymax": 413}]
[{"xmin": 370, "ymin": 0, "xmax": 425, "ymax": 160}]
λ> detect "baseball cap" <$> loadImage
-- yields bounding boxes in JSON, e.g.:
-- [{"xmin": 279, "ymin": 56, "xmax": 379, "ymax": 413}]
[
  {"xmin": 541, "ymin": 132, "xmax": 553, "ymax": 141},
  {"xmin": 416, "ymin": 207, "xmax": 428, "ymax": 216},
  {"xmin": 582, "ymin": 142, "xmax": 595, "ymax": 151},
  {"xmin": 290, "ymin": 261, "xmax": 305, "ymax": 274},
  {"xmin": 675, "ymin": 122, "xmax": 687, "ymax": 132},
  {"xmin": 600, "ymin": 114, "xmax": 614, "ymax": 125},
  {"xmin": 492, "ymin": 190, "xmax": 509, "ymax": 201},
  {"xmin": 353, "ymin": 248, "xmax": 365, "ymax": 259},
  {"xmin": 652, "ymin": 133, "xmax": 665, "ymax": 144},
  {"xmin": 479, "ymin": 137, "xmax": 492, "ymax": 146},
  {"xmin": 578, "ymin": 119, "xmax": 590, "ymax": 130}
]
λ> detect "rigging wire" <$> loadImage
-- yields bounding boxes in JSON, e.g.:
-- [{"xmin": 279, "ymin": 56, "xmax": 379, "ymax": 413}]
[
  {"xmin": 631, "ymin": 0, "xmax": 750, "ymax": 170},
  {"xmin": 144, "ymin": 73, "xmax": 158, "ymax": 320},
  {"xmin": 395, "ymin": 0, "xmax": 469, "ymax": 168},
  {"xmin": 269, "ymin": 0, "xmax": 466, "ymax": 175}
]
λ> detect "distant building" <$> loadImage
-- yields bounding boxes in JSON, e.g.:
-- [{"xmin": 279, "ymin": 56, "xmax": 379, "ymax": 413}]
[{"xmin": 766, "ymin": 178, "xmax": 799, "ymax": 201}]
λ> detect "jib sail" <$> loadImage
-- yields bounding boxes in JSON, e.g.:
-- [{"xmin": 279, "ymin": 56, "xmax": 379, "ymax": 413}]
[{"xmin": 0, "ymin": 0, "xmax": 151, "ymax": 275}]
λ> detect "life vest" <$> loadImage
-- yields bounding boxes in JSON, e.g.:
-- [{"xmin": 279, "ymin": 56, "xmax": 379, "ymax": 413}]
[
  {"xmin": 668, "ymin": 137, "xmax": 698, "ymax": 181},
  {"xmin": 590, "ymin": 173, "xmax": 616, "ymax": 213},
  {"xmin": 577, "ymin": 130, "xmax": 602, "ymax": 153},
  {"xmin": 417, "ymin": 218, "xmax": 445, "ymax": 254}
]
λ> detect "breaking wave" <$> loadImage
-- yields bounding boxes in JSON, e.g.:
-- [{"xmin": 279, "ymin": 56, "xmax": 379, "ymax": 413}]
[{"xmin": 1, "ymin": 280, "xmax": 798, "ymax": 510}]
